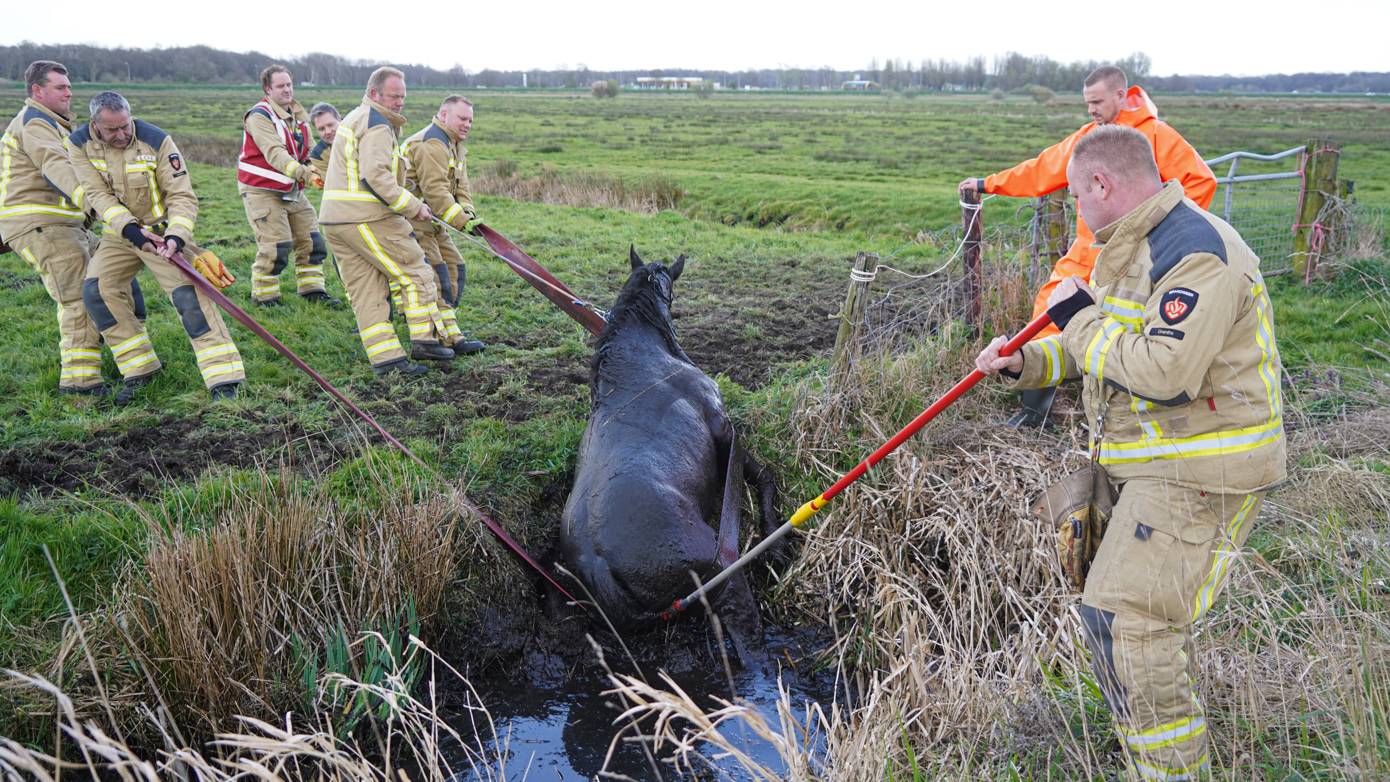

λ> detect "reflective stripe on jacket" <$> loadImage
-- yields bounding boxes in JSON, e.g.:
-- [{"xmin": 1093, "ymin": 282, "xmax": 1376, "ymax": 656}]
[
  {"xmin": 0, "ymin": 99, "xmax": 85, "ymax": 241},
  {"xmin": 1011, "ymin": 181, "xmax": 1287, "ymax": 493},
  {"xmin": 318, "ymin": 99, "xmax": 421, "ymax": 225}
]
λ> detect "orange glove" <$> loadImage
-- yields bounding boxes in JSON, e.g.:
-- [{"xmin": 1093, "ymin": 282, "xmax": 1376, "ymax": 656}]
[
  {"xmin": 310, "ymin": 170, "xmax": 325, "ymax": 188},
  {"xmin": 192, "ymin": 250, "xmax": 236, "ymax": 289}
]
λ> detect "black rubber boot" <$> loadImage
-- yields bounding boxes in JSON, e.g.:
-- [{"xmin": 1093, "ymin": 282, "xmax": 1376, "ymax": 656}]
[
  {"xmin": 373, "ymin": 358, "xmax": 429, "ymax": 377},
  {"xmin": 58, "ymin": 382, "xmax": 114, "ymax": 399},
  {"xmin": 254, "ymin": 298, "xmax": 283, "ymax": 308},
  {"xmin": 300, "ymin": 291, "xmax": 343, "ymax": 308},
  {"xmin": 451, "ymin": 337, "xmax": 485, "ymax": 355},
  {"xmin": 410, "ymin": 342, "xmax": 455, "ymax": 361},
  {"xmin": 1006, "ymin": 386, "xmax": 1057, "ymax": 429},
  {"xmin": 114, "ymin": 373, "xmax": 158, "ymax": 406},
  {"xmin": 209, "ymin": 381, "xmax": 242, "ymax": 401}
]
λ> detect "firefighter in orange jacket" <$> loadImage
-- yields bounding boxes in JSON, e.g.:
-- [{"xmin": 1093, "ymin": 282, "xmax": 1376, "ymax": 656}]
[{"xmin": 960, "ymin": 66, "xmax": 1216, "ymax": 427}]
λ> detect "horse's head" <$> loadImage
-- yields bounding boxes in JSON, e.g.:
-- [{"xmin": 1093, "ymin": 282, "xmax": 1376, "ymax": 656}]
[{"xmin": 619, "ymin": 244, "xmax": 685, "ymax": 310}]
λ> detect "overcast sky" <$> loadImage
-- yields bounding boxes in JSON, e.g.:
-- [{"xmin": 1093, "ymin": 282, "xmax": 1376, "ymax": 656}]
[{"xmin": 8, "ymin": 0, "xmax": 1385, "ymax": 76}]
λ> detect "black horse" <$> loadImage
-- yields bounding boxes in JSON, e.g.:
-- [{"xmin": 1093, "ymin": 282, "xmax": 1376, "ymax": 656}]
[{"xmin": 560, "ymin": 247, "xmax": 780, "ymax": 656}]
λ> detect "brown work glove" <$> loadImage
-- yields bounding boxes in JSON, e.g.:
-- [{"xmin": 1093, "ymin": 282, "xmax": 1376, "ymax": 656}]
[{"xmin": 192, "ymin": 249, "xmax": 236, "ymax": 289}]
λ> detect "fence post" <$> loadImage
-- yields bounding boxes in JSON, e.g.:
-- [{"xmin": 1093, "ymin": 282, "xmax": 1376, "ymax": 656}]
[
  {"xmin": 831, "ymin": 252, "xmax": 879, "ymax": 375},
  {"xmin": 1042, "ymin": 189, "xmax": 1068, "ymax": 267},
  {"xmin": 961, "ymin": 190, "xmax": 983, "ymax": 335},
  {"xmin": 1292, "ymin": 139, "xmax": 1340, "ymax": 282}
]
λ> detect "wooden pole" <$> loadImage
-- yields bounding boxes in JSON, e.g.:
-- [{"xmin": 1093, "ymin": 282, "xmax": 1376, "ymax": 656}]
[
  {"xmin": 1043, "ymin": 189, "xmax": 1069, "ymax": 266},
  {"xmin": 831, "ymin": 252, "xmax": 879, "ymax": 375},
  {"xmin": 1292, "ymin": 139, "xmax": 1340, "ymax": 282},
  {"xmin": 961, "ymin": 190, "xmax": 983, "ymax": 335}
]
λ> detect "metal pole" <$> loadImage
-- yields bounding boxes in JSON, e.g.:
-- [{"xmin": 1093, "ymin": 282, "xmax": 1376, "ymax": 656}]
[{"xmin": 663, "ymin": 311, "xmax": 1054, "ymax": 619}]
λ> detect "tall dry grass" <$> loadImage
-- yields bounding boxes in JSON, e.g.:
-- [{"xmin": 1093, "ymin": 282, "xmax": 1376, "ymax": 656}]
[{"xmin": 475, "ymin": 161, "xmax": 684, "ymax": 213}]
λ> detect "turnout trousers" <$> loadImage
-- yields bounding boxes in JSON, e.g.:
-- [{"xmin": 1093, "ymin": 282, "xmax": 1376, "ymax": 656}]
[
  {"xmin": 7, "ymin": 225, "xmax": 103, "ymax": 391},
  {"xmin": 409, "ymin": 219, "xmax": 465, "ymax": 345},
  {"xmin": 1078, "ymin": 479, "xmax": 1265, "ymax": 781},
  {"xmin": 241, "ymin": 189, "xmax": 327, "ymax": 302},
  {"xmin": 82, "ymin": 237, "xmax": 245, "ymax": 389},
  {"xmin": 322, "ymin": 216, "xmax": 449, "ymax": 368}
]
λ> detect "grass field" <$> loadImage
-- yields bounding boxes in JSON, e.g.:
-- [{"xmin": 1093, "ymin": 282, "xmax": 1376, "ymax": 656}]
[{"xmin": 1, "ymin": 86, "xmax": 1387, "ymax": 778}]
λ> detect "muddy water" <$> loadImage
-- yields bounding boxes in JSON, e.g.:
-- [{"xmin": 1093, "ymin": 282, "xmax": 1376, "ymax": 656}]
[{"xmin": 448, "ymin": 624, "xmax": 842, "ymax": 781}]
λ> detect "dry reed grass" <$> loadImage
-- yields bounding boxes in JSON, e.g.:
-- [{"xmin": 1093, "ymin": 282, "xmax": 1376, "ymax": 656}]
[{"xmin": 475, "ymin": 161, "xmax": 684, "ymax": 213}]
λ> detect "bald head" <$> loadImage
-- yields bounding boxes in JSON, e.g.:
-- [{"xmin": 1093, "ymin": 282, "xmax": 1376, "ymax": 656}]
[{"xmin": 1067, "ymin": 125, "xmax": 1163, "ymax": 230}]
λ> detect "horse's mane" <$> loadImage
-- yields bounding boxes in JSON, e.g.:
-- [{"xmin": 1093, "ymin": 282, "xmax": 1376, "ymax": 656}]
[{"xmin": 589, "ymin": 265, "xmax": 691, "ymax": 395}]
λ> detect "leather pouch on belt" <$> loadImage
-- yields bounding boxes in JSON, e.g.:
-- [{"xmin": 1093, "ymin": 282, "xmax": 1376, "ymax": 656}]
[{"xmin": 1033, "ymin": 461, "xmax": 1117, "ymax": 592}]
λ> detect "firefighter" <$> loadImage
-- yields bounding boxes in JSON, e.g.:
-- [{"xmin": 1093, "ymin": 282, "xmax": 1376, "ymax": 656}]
[
  {"xmin": 959, "ymin": 66, "xmax": 1217, "ymax": 427},
  {"xmin": 72, "ymin": 91, "xmax": 246, "ymax": 405},
  {"xmin": 400, "ymin": 95, "xmax": 485, "ymax": 355},
  {"xmin": 307, "ymin": 102, "xmax": 339, "ymax": 184},
  {"xmin": 237, "ymin": 65, "xmax": 338, "ymax": 307},
  {"xmin": 0, "ymin": 60, "xmax": 108, "ymax": 395},
  {"xmin": 976, "ymin": 125, "xmax": 1287, "ymax": 781},
  {"xmin": 318, "ymin": 66, "xmax": 455, "ymax": 376}
]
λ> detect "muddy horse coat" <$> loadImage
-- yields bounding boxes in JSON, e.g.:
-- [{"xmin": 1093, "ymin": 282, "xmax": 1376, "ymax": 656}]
[{"xmin": 561, "ymin": 248, "xmax": 778, "ymax": 638}]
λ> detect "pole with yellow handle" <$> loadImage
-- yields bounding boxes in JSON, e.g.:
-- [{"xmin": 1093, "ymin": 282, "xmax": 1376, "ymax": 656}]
[{"xmin": 662, "ymin": 311, "xmax": 1054, "ymax": 620}]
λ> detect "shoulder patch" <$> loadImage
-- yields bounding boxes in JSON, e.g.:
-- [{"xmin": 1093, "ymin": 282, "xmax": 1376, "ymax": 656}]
[
  {"xmin": 133, "ymin": 119, "xmax": 169, "ymax": 149},
  {"xmin": 22, "ymin": 106, "xmax": 58, "ymax": 128},
  {"xmin": 69, "ymin": 123, "xmax": 92, "ymax": 147},
  {"xmin": 1148, "ymin": 202, "xmax": 1227, "ymax": 283},
  {"xmin": 1159, "ymin": 287, "xmax": 1199, "ymax": 325},
  {"xmin": 367, "ymin": 108, "xmax": 390, "ymax": 128},
  {"xmin": 423, "ymin": 124, "xmax": 450, "ymax": 145},
  {"xmin": 310, "ymin": 140, "xmax": 329, "ymax": 160}
]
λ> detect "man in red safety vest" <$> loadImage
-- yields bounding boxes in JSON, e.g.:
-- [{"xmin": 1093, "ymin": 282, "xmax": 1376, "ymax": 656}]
[
  {"xmin": 237, "ymin": 64, "xmax": 339, "ymax": 307},
  {"xmin": 959, "ymin": 66, "xmax": 1216, "ymax": 427}
]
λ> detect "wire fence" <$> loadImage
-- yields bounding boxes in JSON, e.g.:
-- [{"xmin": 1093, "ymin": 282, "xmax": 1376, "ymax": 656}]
[{"xmin": 1205, "ymin": 145, "xmax": 1306, "ymax": 270}]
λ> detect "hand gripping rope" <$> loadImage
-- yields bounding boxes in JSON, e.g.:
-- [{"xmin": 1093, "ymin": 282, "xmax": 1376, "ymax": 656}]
[
  {"xmin": 663, "ymin": 311, "xmax": 1054, "ymax": 619},
  {"xmin": 162, "ymin": 248, "xmax": 580, "ymax": 604},
  {"xmin": 432, "ymin": 218, "xmax": 609, "ymax": 336}
]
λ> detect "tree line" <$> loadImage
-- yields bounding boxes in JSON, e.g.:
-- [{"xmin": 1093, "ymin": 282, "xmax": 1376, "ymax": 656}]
[{"xmin": 3, "ymin": 43, "xmax": 1387, "ymax": 94}]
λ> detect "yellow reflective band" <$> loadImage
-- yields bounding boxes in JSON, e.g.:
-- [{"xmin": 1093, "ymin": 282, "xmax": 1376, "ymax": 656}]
[
  {"xmin": 88, "ymin": 158, "xmax": 109, "ymax": 172},
  {"xmin": 1101, "ymin": 296, "xmax": 1145, "ymax": 331},
  {"xmin": 61, "ymin": 348, "xmax": 103, "ymax": 360},
  {"xmin": 1251, "ymin": 282, "xmax": 1281, "ymax": 423},
  {"xmin": 442, "ymin": 203, "xmax": 463, "ymax": 222},
  {"xmin": 323, "ymin": 189, "xmax": 380, "ymax": 202},
  {"xmin": 1037, "ymin": 335, "xmax": 1064, "ymax": 387},
  {"xmin": 1191, "ymin": 494, "xmax": 1258, "ymax": 621},
  {"xmin": 359, "ymin": 323, "xmax": 396, "ymax": 341},
  {"xmin": 1, "ymin": 133, "xmax": 16, "ymax": 148},
  {"xmin": 1099, "ymin": 418, "xmax": 1283, "ymax": 464},
  {"xmin": 365, "ymin": 337, "xmax": 403, "ymax": 357},
  {"xmin": 1085, "ymin": 320, "xmax": 1126, "ymax": 384},
  {"xmin": 195, "ymin": 343, "xmax": 240, "ymax": 361},
  {"xmin": 295, "ymin": 265, "xmax": 325, "ymax": 274},
  {"xmin": 71, "ymin": 186, "xmax": 85, "ymax": 208},
  {"xmin": 1134, "ymin": 753, "xmax": 1210, "ymax": 781},
  {"xmin": 60, "ymin": 367, "xmax": 102, "ymax": 379},
  {"xmin": 285, "ymin": 161, "xmax": 300, "ymax": 176},
  {"xmin": 1120, "ymin": 716, "xmax": 1207, "ymax": 751},
  {"xmin": 200, "ymin": 361, "xmax": 245, "ymax": 381},
  {"xmin": 338, "ymin": 126, "xmax": 359, "ymax": 190},
  {"xmin": 103, "ymin": 204, "xmax": 132, "ymax": 223},
  {"xmin": 0, "ymin": 204, "xmax": 86, "ymax": 219},
  {"xmin": 356, "ymin": 223, "xmax": 411, "ymax": 287},
  {"xmin": 147, "ymin": 172, "xmax": 163, "ymax": 218},
  {"xmin": 111, "ymin": 333, "xmax": 152, "ymax": 355},
  {"xmin": 116, "ymin": 351, "xmax": 159, "ymax": 373},
  {"xmin": 389, "ymin": 189, "xmax": 412, "ymax": 212},
  {"xmin": 169, "ymin": 215, "xmax": 194, "ymax": 233},
  {"xmin": 18, "ymin": 247, "xmax": 38, "ymax": 268}
]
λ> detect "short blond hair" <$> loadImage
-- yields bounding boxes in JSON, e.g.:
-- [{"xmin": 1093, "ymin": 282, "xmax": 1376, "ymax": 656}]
[
  {"xmin": 1072, "ymin": 125, "xmax": 1159, "ymax": 185},
  {"xmin": 439, "ymin": 94, "xmax": 473, "ymax": 111},
  {"xmin": 367, "ymin": 66, "xmax": 405, "ymax": 95}
]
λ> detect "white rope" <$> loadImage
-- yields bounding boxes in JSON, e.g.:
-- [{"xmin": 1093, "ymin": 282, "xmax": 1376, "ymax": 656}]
[
  {"xmin": 849, "ymin": 266, "xmax": 878, "ymax": 283},
  {"xmin": 875, "ymin": 194, "xmax": 995, "ymax": 280}
]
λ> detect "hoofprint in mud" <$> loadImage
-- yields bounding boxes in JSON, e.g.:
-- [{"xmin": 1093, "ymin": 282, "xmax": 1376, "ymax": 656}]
[{"xmin": 560, "ymin": 247, "xmax": 783, "ymax": 658}]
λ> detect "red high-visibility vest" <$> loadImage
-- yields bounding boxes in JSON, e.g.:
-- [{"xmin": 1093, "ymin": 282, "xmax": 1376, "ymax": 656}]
[{"xmin": 236, "ymin": 99, "xmax": 310, "ymax": 192}]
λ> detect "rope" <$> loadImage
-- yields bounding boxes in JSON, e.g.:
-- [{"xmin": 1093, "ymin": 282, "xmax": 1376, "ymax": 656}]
[
  {"xmin": 849, "ymin": 266, "xmax": 877, "ymax": 283},
  {"xmin": 873, "ymin": 194, "xmax": 995, "ymax": 280}
]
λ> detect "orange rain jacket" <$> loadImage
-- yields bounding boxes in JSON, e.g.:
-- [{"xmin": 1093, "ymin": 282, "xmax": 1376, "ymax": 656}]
[{"xmin": 983, "ymin": 86, "xmax": 1217, "ymax": 337}]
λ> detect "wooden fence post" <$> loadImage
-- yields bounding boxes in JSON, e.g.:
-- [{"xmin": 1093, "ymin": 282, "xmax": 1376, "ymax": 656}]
[
  {"xmin": 831, "ymin": 252, "xmax": 879, "ymax": 375},
  {"xmin": 961, "ymin": 190, "xmax": 983, "ymax": 335},
  {"xmin": 1292, "ymin": 139, "xmax": 1340, "ymax": 282}
]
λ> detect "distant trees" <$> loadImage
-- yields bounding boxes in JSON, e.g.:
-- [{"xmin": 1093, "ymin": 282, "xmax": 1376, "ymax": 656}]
[{"xmin": 2, "ymin": 42, "xmax": 1386, "ymax": 94}]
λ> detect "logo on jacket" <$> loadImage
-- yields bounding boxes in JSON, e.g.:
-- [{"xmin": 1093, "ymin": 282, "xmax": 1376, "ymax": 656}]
[
  {"xmin": 1160, "ymin": 287, "xmax": 1199, "ymax": 324},
  {"xmin": 169, "ymin": 153, "xmax": 182, "ymax": 171}
]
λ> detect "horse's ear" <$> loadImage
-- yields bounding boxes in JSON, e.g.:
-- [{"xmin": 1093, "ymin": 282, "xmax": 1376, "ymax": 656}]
[
  {"xmin": 629, "ymin": 244, "xmax": 643, "ymax": 271},
  {"xmin": 670, "ymin": 254, "xmax": 686, "ymax": 282}
]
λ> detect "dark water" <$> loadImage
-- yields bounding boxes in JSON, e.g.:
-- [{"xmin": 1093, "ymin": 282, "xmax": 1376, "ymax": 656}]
[{"xmin": 446, "ymin": 625, "xmax": 841, "ymax": 781}]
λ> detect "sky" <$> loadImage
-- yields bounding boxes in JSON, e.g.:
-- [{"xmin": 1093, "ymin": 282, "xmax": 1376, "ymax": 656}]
[{"xmin": 7, "ymin": 0, "xmax": 1386, "ymax": 76}]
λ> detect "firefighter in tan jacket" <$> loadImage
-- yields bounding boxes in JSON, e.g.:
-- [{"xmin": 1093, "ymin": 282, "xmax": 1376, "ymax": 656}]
[
  {"xmin": 238, "ymin": 65, "xmax": 338, "ymax": 307},
  {"xmin": 401, "ymin": 95, "xmax": 484, "ymax": 354},
  {"xmin": 318, "ymin": 66, "xmax": 454, "ymax": 375},
  {"xmin": 72, "ymin": 91, "xmax": 246, "ymax": 405},
  {"xmin": 1, "ymin": 61, "xmax": 108, "ymax": 395},
  {"xmin": 977, "ymin": 126, "xmax": 1286, "ymax": 781}
]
